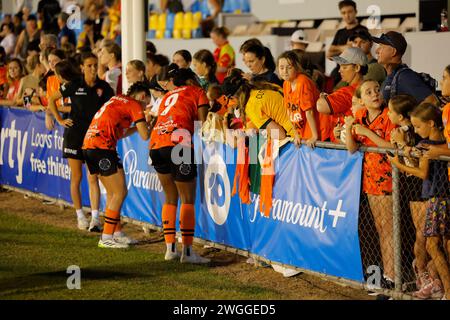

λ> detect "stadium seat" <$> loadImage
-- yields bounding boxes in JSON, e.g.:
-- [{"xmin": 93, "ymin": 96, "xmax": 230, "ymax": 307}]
[
  {"xmin": 304, "ymin": 28, "xmax": 321, "ymax": 42},
  {"xmin": 305, "ymin": 42, "xmax": 324, "ymax": 52},
  {"xmin": 166, "ymin": 13, "xmax": 175, "ymax": 30},
  {"xmin": 247, "ymin": 23, "xmax": 264, "ymax": 35},
  {"xmin": 192, "ymin": 11, "xmax": 202, "ymax": 29},
  {"xmin": 183, "ymin": 12, "xmax": 193, "ymax": 30},
  {"xmin": 280, "ymin": 21, "xmax": 298, "ymax": 28},
  {"xmin": 240, "ymin": 0, "xmax": 251, "ymax": 13},
  {"xmin": 222, "ymin": 0, "xmax": 234, "ymax": 13},
  {"xmin": 173, "ymin": 12, "xmax": 184, "ymax": 38},
  {"xmin": 298, "ymin": 20, "xmax": 315, "ymax": 28},
  {"xmin": 155, "ymin": 29, "xmax": 165, "ymax": 39},
  {"xmin": 381, "ymin": 17, "xmax": 401, "ymax": 30},
  {"xmin": 149, "ymin": 14, "xmax": 158, "ymax": 31},
  {"xmin": 173, "ymin": 29, "xmax": 182, "ymax": 39},
  {"xmin": 399, "ymin": 17, "xmax": 418, "ymax": 33},
  {"xmin": 261, "ymin": 22, "xmax": 280, "ymax": 35},
  {"xmin": 191, "ymin": 12, "xmax": 202, "ymax": 38},
  {"xmin": 318, "ymin": 19, "xmax": 339, "ymax": 30},
  {"xmin": 232, "ymin": 24, "xmax": 248, "ymax": 36},
  {"xmin": 319, "ymin": 29, "xmax": 336, "ymax": 42},
  {"xmin": 157, "ymin": 13, "xmax": 167, "ymax": 31}
]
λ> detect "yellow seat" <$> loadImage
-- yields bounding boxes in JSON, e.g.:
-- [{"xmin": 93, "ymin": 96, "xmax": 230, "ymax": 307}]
[
  {"xmin": 173, "ymin": 29, "xmax": 182, "ymax": 39},
  {"xmin": 149, "ymin": 14, "xmax": 158, "ymax": 31},
  {"xmin": 174, "ymin": 12, "xmax": 184, "ymax": 30},
  {"xmin": 182, "ymin": 28, "xmax": 192, "ymax": 39},
  {"xmin": 155, "ymin": 29, "xmax": 165, "ymax": 39},
  {"xmin": 183, "ymin": 12, "xmax": 193, "ymax": 30},
  {"xmin": 192, "ymin": 12, "xmax": 202, "ymax": 30},
  {"xmin": 157, "ymin": 13, "xmax": 167, "ymax": 31}
]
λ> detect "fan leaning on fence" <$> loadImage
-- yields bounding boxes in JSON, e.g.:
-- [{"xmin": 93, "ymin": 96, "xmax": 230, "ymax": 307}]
[{"xmin": 388, "ymin": 102, "xmax": 450, "ymax": 301}]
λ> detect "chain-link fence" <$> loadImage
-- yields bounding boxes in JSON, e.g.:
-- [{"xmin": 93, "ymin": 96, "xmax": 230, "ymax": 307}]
[{"xmin": 314, "ymin": 141, "xmax": 450, "ymax": 299}]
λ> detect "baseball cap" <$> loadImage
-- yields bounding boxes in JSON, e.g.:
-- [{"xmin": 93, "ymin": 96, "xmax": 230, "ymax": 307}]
[
  {"xmin": 371, "ymin": 31, "xmax": 407, "ymax": 56},
  {"xmin": 290, "ymin": 30, "xmax": 310, "ymax": 44},
  {"xmin": 349, "ymin": 29, "xmax": 372, "ymax": 42},
  {"xmin": 332, "ymin": 47, "xmax": 368, "ymax": 66}
]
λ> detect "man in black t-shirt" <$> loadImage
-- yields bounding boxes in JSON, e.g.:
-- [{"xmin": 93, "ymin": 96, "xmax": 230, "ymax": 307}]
[
  {"xmin": 37, "ymin": 0, "xmax": 61, "ymax": 35},
  {"xmin": 326, "ymin": 0, "xmax": 368, "ymax": 85}
]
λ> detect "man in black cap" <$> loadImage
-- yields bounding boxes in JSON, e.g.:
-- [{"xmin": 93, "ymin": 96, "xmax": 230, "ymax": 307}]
[
  {"xmin": 349, "ymin": 29, "xmax": 385, "ymax": 84},
  {"xmin": 373, "ymin": 31, "xmax": 439, "ymax": 105}
]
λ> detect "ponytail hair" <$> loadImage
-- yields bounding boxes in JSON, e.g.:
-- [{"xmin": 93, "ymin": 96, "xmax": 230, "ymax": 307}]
[
  {"xmin": 157, "ymin": 63, "xmax": 200, "ymax": 87},
  {"xmin": 410, "ymin": 102, "xmax": 444, "ymax": 130},
  {"xmin": 222, "ymin": 68, "xmax": 282, "ymax": 124}
]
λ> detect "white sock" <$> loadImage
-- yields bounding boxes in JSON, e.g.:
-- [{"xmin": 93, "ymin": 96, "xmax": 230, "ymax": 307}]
[
  {"xmin": 76, "ymin": 209, "xmax": 85, "ymax": 220},
  {"xmin": 102, "ymin": 233, "xmax": 113, "ymax": 241},
  {"xmin": 91, "ymin": 210, "xmax": 99, "ymax": 220},
  {"xmin": 166, "ymin": 243, "xmax": 176, "ymax": 253},
  {"xmin": 182, "ymin": 245, "xmax": 192, "ymax": 256},
  {"xmin": 113, "ymin": 231, "xmax": 124, "ymax": 237}
]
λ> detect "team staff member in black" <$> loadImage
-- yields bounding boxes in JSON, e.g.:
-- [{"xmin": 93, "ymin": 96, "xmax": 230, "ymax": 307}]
[{"xmin": 47, "ymin": 53, "xmax": 114, "ymax": 232}]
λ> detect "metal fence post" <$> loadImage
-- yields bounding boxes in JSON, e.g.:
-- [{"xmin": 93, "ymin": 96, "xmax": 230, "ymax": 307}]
[{"xmin": 392, "ymin": 165, "xmax": 402, "ymax": 293}]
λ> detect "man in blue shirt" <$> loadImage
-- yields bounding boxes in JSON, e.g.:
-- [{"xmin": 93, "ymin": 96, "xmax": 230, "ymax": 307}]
[
  {"xmin": 372, "ymin": 31, "xmax": 439, "ymax": 105},
  {"xmin": 57, "ymin": 12, "xmax": 76, "ymax": 47}
]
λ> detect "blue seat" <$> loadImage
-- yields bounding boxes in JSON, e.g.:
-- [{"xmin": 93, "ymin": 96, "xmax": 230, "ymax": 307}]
[
  {"xmin": 166, "ymin": 13, "xmax": 175, "ymax": 30},
  {"xmin": 240, "ymin": 0, "xmax": 251, "ymax": 13},
  {"xmin": 222, "ymin": 0, "xmax": 234, "ymax": 13}
]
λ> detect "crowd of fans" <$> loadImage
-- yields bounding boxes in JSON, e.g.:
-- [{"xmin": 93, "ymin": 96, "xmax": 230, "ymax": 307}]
[{"xmin": 0, "ymin": 0, "xmax": 449, "ymax": 299}]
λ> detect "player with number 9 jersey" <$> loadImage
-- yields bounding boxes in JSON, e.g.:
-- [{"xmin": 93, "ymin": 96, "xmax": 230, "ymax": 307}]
[{"xmin": 150, "ymin": 85, "xmax": 209, "ymax": 150}]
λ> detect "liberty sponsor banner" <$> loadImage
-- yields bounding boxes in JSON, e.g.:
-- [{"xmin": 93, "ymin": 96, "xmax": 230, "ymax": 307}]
[
  {"xmin": 195, "ymin": 141, "xmax": 365, "ymax": 282},
  {"xmin": 0, "ymin": 107, "xmax": 90, "ymax": 203}
]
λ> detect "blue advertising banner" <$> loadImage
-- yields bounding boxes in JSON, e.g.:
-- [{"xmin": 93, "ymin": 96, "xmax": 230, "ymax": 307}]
[
  {"xmin": 1, "ymin": 107, "xmax": 365, "ymax": 282},
  {"xmin": 0, "ymin": 107, "xmax": 90, "ymax": 204},
  {"xmin": 193, "ymin": 141, "xmax": 365, "ymax": 282}
]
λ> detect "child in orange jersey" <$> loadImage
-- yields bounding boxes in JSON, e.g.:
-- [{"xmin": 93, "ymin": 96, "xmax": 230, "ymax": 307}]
[
  {"xmin": 345, "ymin": 79, "xmax": 397, "ymax": 287},
  {"xmin": 278, "ymin": 50, "xmax": 320, "ymax": 147}
]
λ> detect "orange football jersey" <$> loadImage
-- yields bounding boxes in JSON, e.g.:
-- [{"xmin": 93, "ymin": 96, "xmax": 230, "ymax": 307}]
[
  {"xmin": 150, "ymin": 86, "xmax": 209, "ymax": 150},
  {"xmin": 83, "ymin": 95, "xmax": 145, "ymax": 150}
]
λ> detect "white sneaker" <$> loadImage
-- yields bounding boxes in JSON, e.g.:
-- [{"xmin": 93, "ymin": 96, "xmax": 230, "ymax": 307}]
[
  {"xmin": 98, "ymin": 239, "xmax": 129, "ymax": 249},
  {"xmin": 77, "ymin": 217, "xmax": 89, "ymax": 230},
  {"xmin": 114, "ymin": 235, "xmax": 139, "ymax": 245},
  {"xmin": 180, "ymin": 251, "xmax": 210, "ymax": 264},
  {"xmin": 88, "ymin": 218, "xmax": 103, "ymax": 232},
  {"xmin": 165, "ymin": 250, "xmax": 181, "ymax": 261}
]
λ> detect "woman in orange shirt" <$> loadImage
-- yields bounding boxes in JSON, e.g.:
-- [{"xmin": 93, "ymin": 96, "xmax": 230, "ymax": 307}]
[
  {"xmin": 0, "ymin": 58, "xmax": 26, "ymax": 106},
  {"xmin": 45, "ymin": 49, "xmax": 67, "ymax": 129},
  {"xmin": 278, "ymin": 50, "xmax": 320, "ymax": 147}
]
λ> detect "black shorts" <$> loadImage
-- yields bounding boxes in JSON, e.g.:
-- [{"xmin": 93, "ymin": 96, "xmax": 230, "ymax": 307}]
[
  {"xmin": 149, "ymin": 146, "xmax": 197, "ymax": 182},
  {"xmin": 82, "ymin": 149, "xmax": 123, "ymax": 177},
  {"xmin": 63, "ymin": 127, "xmax": 87, "ymax": 160},
  {"xmin": 400, "ymin": 173, "xmax": 424, "ymax": 202}
]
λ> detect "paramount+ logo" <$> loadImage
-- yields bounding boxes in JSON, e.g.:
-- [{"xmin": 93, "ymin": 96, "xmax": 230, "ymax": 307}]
[{"xmin": 204, "ymin": 154, "xmax": 231, "ymax": 225}]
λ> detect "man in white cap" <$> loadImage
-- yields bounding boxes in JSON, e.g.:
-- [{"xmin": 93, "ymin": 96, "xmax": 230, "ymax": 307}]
[{"xmin": 290, "ymin": 29, "xmax": 310, "ymax": 52}]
